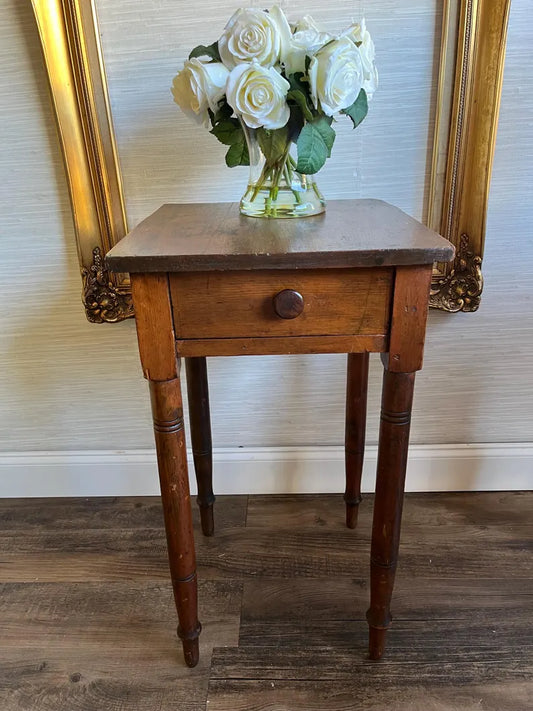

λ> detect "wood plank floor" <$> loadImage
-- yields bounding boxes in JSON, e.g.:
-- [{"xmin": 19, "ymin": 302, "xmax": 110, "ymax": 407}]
[{"xmin": 0, "ymin": 492, "xmax": 531, "ymax": 710}]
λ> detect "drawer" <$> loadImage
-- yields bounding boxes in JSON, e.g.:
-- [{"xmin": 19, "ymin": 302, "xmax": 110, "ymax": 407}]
[{"xmin": 170, "ymin": 268, "xmax": 393, "ymax": 340}]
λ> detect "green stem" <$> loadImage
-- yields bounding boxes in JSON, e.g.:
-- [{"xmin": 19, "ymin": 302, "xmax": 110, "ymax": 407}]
[
  {"xmin": 247, "ymin": 145, "xmax": 311, "ymax": 215},
  {"xmin": 270, "ymin": 159, "xmax": 284, "ymax": 202},
  {"xmin": 284, "ymin": 163, "xmax": 302, "ymax": 204},
  {"xmin": 265, "ymin": 194, "xmax": 272, "ymax": 216},
  {"xmin": 312, "ymin": 181, "xmax": 323, "ymax": 201},
  {"xmin": 249, "ymin": 164, "xmax": 272, "ymax": 202}
]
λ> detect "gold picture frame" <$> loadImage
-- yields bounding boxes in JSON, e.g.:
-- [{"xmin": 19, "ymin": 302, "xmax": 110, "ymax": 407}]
[{"xmin": 32, "ymin": 0, "xmax": 510, "ymax": 322}]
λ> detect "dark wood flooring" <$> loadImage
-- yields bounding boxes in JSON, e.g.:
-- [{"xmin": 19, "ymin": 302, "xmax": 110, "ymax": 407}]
[{"xmin": 0, "ymin": 492, "xmax": 531, "ymax": 710}]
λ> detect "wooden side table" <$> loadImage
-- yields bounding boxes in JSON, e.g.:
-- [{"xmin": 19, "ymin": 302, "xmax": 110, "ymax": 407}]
[{"xmin": 106, "ymin": 199, "xmax": 454, "ymax": 668}]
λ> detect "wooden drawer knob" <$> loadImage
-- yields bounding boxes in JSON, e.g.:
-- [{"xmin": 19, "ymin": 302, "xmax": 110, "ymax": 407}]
[{"xmin": 273, "ymin": 289, "xmax": 304, "ymax": 319}]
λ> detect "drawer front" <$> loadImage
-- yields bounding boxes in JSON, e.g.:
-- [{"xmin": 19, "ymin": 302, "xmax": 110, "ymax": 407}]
[{"xmin": 170, "ymin": 268, "xmax": 393, "ymax": 340}]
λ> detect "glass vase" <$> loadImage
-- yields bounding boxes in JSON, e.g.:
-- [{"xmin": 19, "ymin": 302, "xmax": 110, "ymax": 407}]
[{"xmin": 239, "ymin": 123, "xmax": 325, "ymax": 219}]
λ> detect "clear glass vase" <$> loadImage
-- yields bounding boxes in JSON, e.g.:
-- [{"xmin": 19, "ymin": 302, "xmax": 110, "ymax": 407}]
[{"xmin": 239, "ymin": 123, "xmax": 325, "ymax": 219}]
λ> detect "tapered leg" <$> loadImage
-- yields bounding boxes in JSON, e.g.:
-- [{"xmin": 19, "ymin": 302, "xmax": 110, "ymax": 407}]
[
  {"xmin": 344, "ymin": 353, "xmax": 369, "ymax": 528},
  {"xmin": 150, "ymin": 378, "xmax": 201, "ymax": 668},
  {"xmin": 185, "ymin": 357, "xmax": 215, "ymax": 536},
  {"xmin": 367, "ymin": 368, "xmax": 415, "ymax": 660}
]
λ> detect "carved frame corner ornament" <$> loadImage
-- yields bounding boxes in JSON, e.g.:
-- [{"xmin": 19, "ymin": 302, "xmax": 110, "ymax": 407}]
[
  {"xmin": 82, "ymin": 247, "xmax": 134, "ymax": 323},
  {"xmin": 32, "ymin": 0, "xmax": 510, "ymax": 321},
  {"xmin": 429, "ymin": 234, "xmax": 483, "ymax": 312}
]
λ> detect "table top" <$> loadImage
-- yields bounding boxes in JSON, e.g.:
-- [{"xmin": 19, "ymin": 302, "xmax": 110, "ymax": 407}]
[{"xmin": 106, "ymin": 199, "xmax": 454, "ymax": 273}]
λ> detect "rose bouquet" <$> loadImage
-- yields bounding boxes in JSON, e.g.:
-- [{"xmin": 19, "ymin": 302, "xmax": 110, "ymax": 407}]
[{"xmin": 172, "ymin": 6, "xmax": 377, "ymax": 217}]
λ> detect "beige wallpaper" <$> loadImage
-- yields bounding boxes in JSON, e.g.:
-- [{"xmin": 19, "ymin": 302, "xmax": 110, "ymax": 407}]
[{"xmin": 0, "ymin": 0, "xmax": 532, "ymax": 455}]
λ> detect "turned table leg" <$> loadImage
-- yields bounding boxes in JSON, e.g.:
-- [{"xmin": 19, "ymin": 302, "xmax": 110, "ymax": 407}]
[
  {"xmin": 344, "ymin": 352, "xmax": 369, "ymax": 528},
  {"xmin": 366, "ymin": 368, "xmax": 415, "ymax": 660},
  {"xmin": 364, "ymin": 264, "xmax": 432, "ymax": 660},
  {"xmin": 130, "ymin": 273, "xmax": 204, "ymax": 668},
  {"xmin": 150, "ymin": 378, "xmax": 201, "ymax": 668},
  {"xmin": 185, "ymin": 357, "xmax": 215, "ymax": 536}
]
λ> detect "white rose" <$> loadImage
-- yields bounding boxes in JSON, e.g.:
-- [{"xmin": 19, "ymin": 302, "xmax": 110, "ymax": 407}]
[
  {"xmin": 171, "ymin": 58, "xmax": 229, "ymax": 126},
  {"xmin": 281, "ymin": 15, "xmax": 335, "ymax": 76},
  {"xmin": 342, "ymin": 19, "xmax": 378, "ymax": 99},
  {"xmin": 268, "ymin": 6, "xmax": 293, "ymax": 65},
  {"xmin": 218, "ymin": 7, "xmax": 285, "ymax": 69},
  {"xmin": 308, "ymin": 36, "xmax": 364, "ymax": 116},
  {"xmin": 226, "ymin": 62, "xmax": 290, "ymax": 130},
  {"xmin": 342, "ymin": 20, "xmax": 365, "ymax": 45}
]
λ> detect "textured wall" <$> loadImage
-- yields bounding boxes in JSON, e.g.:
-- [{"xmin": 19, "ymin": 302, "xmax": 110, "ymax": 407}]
[{"xmin": 0, "ymin": 0, "xmax": 532, "ymax": 457}]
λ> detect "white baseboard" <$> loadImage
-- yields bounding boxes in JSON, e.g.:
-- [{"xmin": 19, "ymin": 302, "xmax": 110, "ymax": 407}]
[{"xmin": 0, "ymin": 444, "xmax": 531, "ymax": 497}]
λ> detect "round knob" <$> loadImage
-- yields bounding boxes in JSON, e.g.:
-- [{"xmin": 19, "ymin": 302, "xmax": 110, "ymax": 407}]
[{"xmin": 273, "ymin": 289, "xmax": 304, "ymax": 319}]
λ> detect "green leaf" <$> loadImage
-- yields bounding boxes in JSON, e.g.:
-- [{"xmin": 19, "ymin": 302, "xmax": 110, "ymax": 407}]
[
  {"xmin": 311, "ymin": 116, "xmax": 336, "ymax": 157},
  {"xmin": 341, "ymin": 89, "xmax": 368, "ymax": 129},
  {"xmin": 295, "ymin": 122, "xmax": 328, "ymax": 174},
  {"xmin": 287, "ymin": 104, "xmax": 305, "ymax": 143},
  {"xmin": 189, "ymin": 41, "xmax": 221, "ymax": 62},
  {"xmin": 212, "ymin": 100, "xmax": 233, "ymax": 124},
  {"xmin": 225, "ymin": 139, "xmax": 249, "ymax": 168},
  {"xmin": 288, "ymin": 72, "xmax": 309, "ymax": 95},
  {"xmin": 210, "ymin": 118, "xmax": 242, "ymax": 146},
  {"xmin": 257, "ymin": 127, "xmax": 289, "ymax": 166},
  {"xmin": 287, "ymin": 89, "xmax": 313, "ymax": 122}
]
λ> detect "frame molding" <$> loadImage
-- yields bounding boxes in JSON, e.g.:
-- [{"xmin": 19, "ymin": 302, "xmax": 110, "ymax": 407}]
[
  {"xmin": 31, "ymin": 0, "xmax": 132, "ymax": 322},
  {"xmin": 429, "ymin": 0, "xmax": 510, "ymax": 312},
  {"xmin": 32, "ymin": 0, "xmax": 510, "ymax": 320}
]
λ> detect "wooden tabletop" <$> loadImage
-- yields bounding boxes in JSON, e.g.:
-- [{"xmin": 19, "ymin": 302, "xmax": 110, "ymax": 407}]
[{"xmin": 106, "ymin": 200, "xmax": 454, "ymax": 273}]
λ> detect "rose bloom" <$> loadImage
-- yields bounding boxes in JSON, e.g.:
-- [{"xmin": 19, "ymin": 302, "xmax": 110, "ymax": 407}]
[
  {"xmin": 226, "ymin": 62, "xmax": 290, "ymax": 129},
  {"xmin": 281, "ymin": 14, "xmax": 335, "ymax": 75},
  {"xmin": 218, "ymin": 6, "xmax": 290, "ymax": 69},
  {"xmin": 171, "ymin": 58, "xmax": 229, "ymax": 126},
  {"xmin": 308, "ymin": 36, "xmax": 364, "ymax": 116},
  {"xmin": 342, "ymin": 18, "xmax": 378, "ymax": 99}
]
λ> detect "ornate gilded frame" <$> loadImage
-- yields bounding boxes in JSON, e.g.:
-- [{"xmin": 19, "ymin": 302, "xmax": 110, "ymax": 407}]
[{"xmin": 32, "ymin": 0, "xmax": 510, "ymax": 321}]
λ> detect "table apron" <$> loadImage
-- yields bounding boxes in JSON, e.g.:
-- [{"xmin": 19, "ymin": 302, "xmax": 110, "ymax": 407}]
[{"xmin": 175, "ymin": 334, "xmax": 388, "ymax": 357}]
